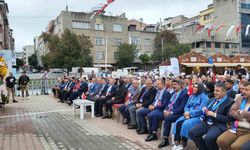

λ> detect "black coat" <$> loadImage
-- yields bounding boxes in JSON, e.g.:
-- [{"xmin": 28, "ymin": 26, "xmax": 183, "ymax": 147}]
[
  {"xmin": 109, "ymin": 85, "xmax": 128, "ymax": 103},
  {"xmin": 136, "ymin": 87, "xmax": 157, "ymax": 108},
  {"xmin": 206, "ymin": 97, "xmax": 234, "ymax": 130}
]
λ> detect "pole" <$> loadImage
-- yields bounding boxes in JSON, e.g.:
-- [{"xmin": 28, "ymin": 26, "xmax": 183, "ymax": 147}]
[
  {"xmin": 161, "ymin": 38, "xmax": 164, "ymax": 61},
  {"xmin": 105, "ymin": 35, "xmax": 108, "ymax": 71}
]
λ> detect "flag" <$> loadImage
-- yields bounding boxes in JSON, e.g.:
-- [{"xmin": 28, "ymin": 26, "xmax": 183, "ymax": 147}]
[
  {"xmin": 81, "ymin": 93, "xmax": 87, "ymax": 100},
  {"xmin": 236, "ymin": 24, "xmax": 242, "ymax": 35},
  {"xmin": 245, "ymin": 24, "xmax": 250, "ymax": 37},
  {"xmin": 107, "ymin": 0, "xmax": 115, "ymax": 4},
  {"xmin": 195, "ymin": 23, "xmax": 205, "ymax": 33},
  {"xmin": 89, "ymin": 0, "xmax": 115, "ymax": 19},
  {"xmin": 226, "ymin": 25, "xmax": 235, "ymax": 39},
  {"xmin": 216, "ymin": 24, "xmax": 225, "ymax": 32},
  {"xmin": 208, "ymin": 26, "xmax": 215, "ymax": 38},
  {"xmin": 90, "ymin": 4, "xmax": 109, "ymax": 19}
]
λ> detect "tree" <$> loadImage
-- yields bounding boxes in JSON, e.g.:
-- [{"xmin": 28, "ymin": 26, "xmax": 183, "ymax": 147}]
[
  {"xmin": 139, "ymin": 54, "xmax": 151, "ymax": 69},
  {"xmin": 117, "ymin": 43, "xmax": 137, "ymax": 68},
  {"xmin": 16, "ymin": 58, "xmax": 24, "ymax": 67},
  {"xmin": 153, "ymin": 30, "xmax": 190, "ymax": 62},
  {"xmin": 139, "ymin": 54, "xmax": 151, "ymax": 64},
  {"xmin": 41, "ymin": 29, "xmax": 93, "ymax": 71},
  {"xmin": 28, "ymin": 54, "xmax": 38, "ymax": 68}
]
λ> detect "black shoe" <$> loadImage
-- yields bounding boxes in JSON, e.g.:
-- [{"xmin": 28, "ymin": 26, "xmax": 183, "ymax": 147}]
[
  {"xmin": 123, "ymin": 120, "xmax": 129, "ymax": 124},
  {"xmin": 145, "ymin": 133, "xmax": 158, "ymax": 142},
  {"xmin": 107, "ymin": 115, "xmax": 112, "ymax": 119},
  {"xmin": 102, "ymin": 115, "xmax": 108, "ymax": 119},
  {"xmin": 13, "ymin": 100, "xmax": 18, "ymax": 103},
  {"xmin": 158, "ymin": 139, "xmax": 169, "ymax": 148},
  {"xmin": 127, "ymin": 125, "xmax": 137, "ymax": 129},
  {"xmin": 138, "ymin": 129, "xmax": 149, "ymax": 134},
  {"xmin": 95, "ymin": 114, "xmax": 103, "ymax": 117},
  {"xmin": 136, "ymin": 128, "xmax": 141, "ymax": 133}
]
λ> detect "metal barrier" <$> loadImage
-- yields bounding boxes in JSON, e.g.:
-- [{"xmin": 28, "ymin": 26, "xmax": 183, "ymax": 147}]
[{"xmin": 16, "ymin": 79, "xmax": 58, "ymax": 96}]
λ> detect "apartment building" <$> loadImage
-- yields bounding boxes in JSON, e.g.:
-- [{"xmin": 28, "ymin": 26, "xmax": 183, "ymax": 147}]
[
  {"xmin": 41, "ymin": 11, "xmax": 159, "ymax": 67},
  {"xmin": 0, "ymin": 0, "xmax": 14, "ymax": 50},
  {"xmin": 23, "ymin": 45, "xmax": 34, "ymax": 65},
  {"xmin": 170, "ymin": 0, "xmax": 249, "ymax": 57}
]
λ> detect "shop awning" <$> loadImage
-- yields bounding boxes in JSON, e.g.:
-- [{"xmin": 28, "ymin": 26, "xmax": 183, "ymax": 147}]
[
  {"xmin": 181, "ymin": 63, "xmax": 213, "ymax": 67},
  {"xmin": 93, "ymin": 64, "xmax": 113, "ymax": 68},
  {"xmin": 181, "ymin": 63, "xmax": 250, "ymax": 67}
]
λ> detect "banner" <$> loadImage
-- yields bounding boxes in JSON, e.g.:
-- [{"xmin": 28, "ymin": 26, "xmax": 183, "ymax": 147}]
[
  {"xmin": 170, "ymin": 57, "xmax": 180, "ymax": 76},
  {"xmin": 0, "ymin": 50, "xmax": 14, "ymax": 78}
]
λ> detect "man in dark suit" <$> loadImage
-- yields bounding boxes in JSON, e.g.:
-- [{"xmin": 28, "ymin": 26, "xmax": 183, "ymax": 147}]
[
  {"xmin": 225, "ymin": 79, "xmax": 237, "ymax": 100},
  {"xmin": 189, "ymin": 82, "xmax": 234, "ymax": 150},
  {"xmin": 158, "ymin": 79, "xmax": 189, "ymax": 148},
  {"xmin": 95, "ymin": 78, "xmax": 117, "ymax": 117},
  {"xmin": 67, "ymin": 77, "xmax": 88, "ymax": 105},
  {"xmin": 102, "ymin": 79, "xmax": 127, "ymax": 119},
  {"xmin": 128, "ymin": 78, "xmax": 157, "ymax": 132},
  {"xmin": 144, "ymin": 78, "xmax": 171, "ymax": 141},
  {"xmin": 136, "ymin": 79, "xmax": 157, "ymax": 134}
]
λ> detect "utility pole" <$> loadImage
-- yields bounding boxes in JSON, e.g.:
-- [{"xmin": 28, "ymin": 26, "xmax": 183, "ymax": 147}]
[{"xmin": 161, "ymin": 38, "xmax": 164, "ymax": 62}]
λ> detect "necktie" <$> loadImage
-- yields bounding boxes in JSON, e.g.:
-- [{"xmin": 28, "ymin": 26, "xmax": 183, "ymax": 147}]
[
  {"xmin": 154, "ymin": 90, "xmax": 161, "ymax": 106},
  {"xmin": 168, "ymin": 93, "xmax": 177, "ymax": 111}
]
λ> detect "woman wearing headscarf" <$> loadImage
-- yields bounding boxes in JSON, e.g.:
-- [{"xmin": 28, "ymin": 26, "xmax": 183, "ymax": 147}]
[{"xmin": 172, "ymin": 83, "xmax": 209, "ymax": 150}]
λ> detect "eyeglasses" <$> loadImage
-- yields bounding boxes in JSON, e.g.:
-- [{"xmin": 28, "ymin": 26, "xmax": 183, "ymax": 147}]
[{"xmin": 193, "ymin": 84, "xmax": 198, "ymax": 88}]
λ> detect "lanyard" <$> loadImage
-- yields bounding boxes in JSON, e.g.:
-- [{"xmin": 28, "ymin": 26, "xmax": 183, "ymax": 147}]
[
  {"xmin": 208, "ymin": 96, "xmax": 227, "ymax": 111},
  {"xmin": 240, "ymin": 98, "xmax": 247, "ymax": 110}
]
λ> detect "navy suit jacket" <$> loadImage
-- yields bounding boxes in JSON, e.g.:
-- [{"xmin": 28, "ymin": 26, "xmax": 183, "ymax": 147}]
[
  {"xmin": 77, "ymin": 82, "xmax": 88, "ymax": 94},
  {"xmin": 106, "ymin": 85, "xmax": 118, "ymax": 99},
  {"xmin": 137, "ymin": 87, "xmax": 157, "ymax": 108},
  {"xmin": 227, "ymin": 89, "xmax": 236, "ymax": 100},
  {"xmin": 207, "ymin": 97, "xmax": 234, "ymax": 130},
  {"xmin": 165, "ymin": 89, "xmax": 189, "ymax": 115},
  {"xmin": 154, "ymin": 90, "xmax": 171, "ymax": 111},
  {"xmin": 99, "ymin": 84, "xmax": 109, "ymax": 96}
]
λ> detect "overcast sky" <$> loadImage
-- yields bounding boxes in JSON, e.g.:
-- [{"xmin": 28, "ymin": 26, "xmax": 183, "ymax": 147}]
[{"xmin": 6, "ymin": 0, "xmax": 212, "ymax": 52}]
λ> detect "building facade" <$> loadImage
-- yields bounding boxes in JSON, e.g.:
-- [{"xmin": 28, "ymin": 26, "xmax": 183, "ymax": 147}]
[
  {"xmin": 41, "ymin": 11, "xmax": 159, "ymax": 67},
  {"xmin": 169, "ymin": 0, "xmax": 250, "ymax": 57},
  {"xmin": 23, "ymin": 45, "xmax": 34, "ymax": 65},
  {"xmin": 0, "ymin": 0, "xmax": 14, "ymax": 51}
]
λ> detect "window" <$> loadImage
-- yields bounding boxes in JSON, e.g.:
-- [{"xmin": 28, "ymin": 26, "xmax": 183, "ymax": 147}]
[
  {"xmin": 190, "ymin": 57, "xmax": 197, "ymax": 62},
  {"xmin": 96, "ymin": 51, "xmax": 105, "ymax": 60},
  {"xmin": 95, "ymin": 24, "xmax": 104, "ymax": 30},
  {"xmin": 96, "ymin": 37, "xmax": 105, "ymax": 46},
  {"xmin": 145, "ymin": 51, "xmax": 151, "ymax": 55},
  {"xmin": 144, "ymin": 38, "xmax": 151, "ymax": 46},
  {"xmin": 131, "ymin": 37, "xmax": 141, "ymax": 45},
  {"xmin": 241, "ymin": 3, "xmax": 250, "ymax": 9},
  {"xmin": 113, "ymin": 24, "xmax": 122, "ymax": 32},
  {"xmin": 114, "ymin": 52, "xmax": 118, "ymax": 60},
  {"xmin": 241, "ymin": 13, "xmax": 250, "ymax": 48},
  {"xmin": 206, "ymin": 42, "xmax": 211, "ymax": 48},
  {"xmin": 240, "ymin": 58, "xmax": 245, "ymax": 62},
  {"xmin": 215, "ymin": 42, "xmax": 221, "ymax": 48},
  {"xmin": 225, "ymin": 43, "xmax": 229, "ymax": 49},
  {"xmin": 217, "ymin": 57, "xmax": 222, "ymax": 62},
  {"xmin": 72, "ymin": 21, "xmax": 90, "ymax": 29},
  {"xmin": 113, "ymin": 38, "xmax": 123, "ymax": 46},
  {"xmin": 204, "ymin": 14, "xmax": 212, "ymax": 21},
  {"xmin": 231, "ymin": 44, "xmax": 238, "ymax": 49}
]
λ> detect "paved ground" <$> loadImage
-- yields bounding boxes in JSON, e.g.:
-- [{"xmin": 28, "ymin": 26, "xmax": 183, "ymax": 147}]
[{"xmin": 0, "ymin": 96, "xmax": 196, "ymax": 150}]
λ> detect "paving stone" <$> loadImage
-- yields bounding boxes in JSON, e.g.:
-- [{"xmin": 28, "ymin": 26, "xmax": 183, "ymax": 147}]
[{"xmin": 0, "ymin": 95, "xmax": 181, "ymax": 150}]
